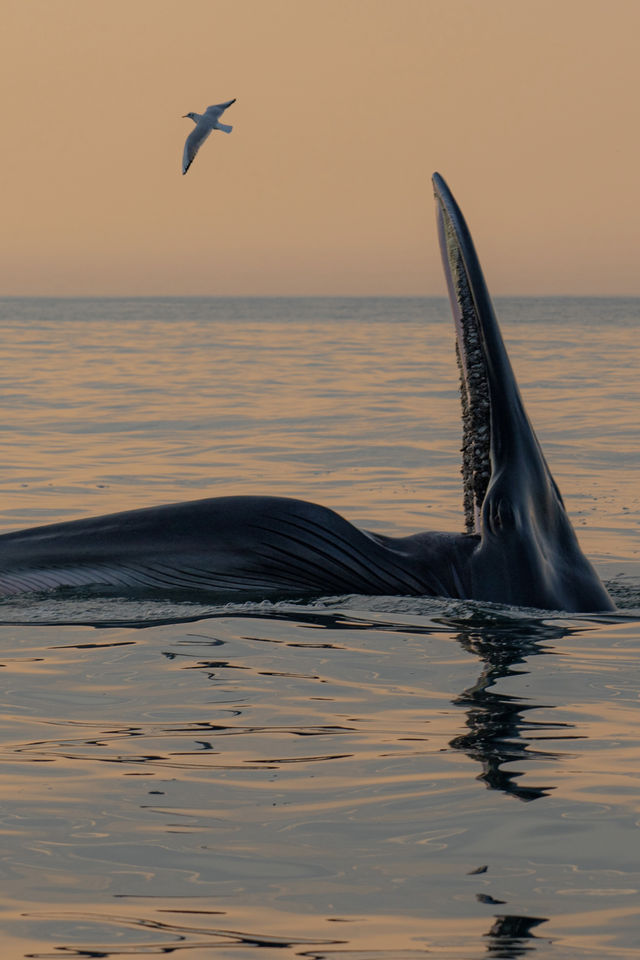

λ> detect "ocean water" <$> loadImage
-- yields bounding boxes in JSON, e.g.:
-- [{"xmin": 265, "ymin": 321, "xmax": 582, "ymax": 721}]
[{"xmin": 0, "ymin": 296, "xmax": 638, "ymax": 958}]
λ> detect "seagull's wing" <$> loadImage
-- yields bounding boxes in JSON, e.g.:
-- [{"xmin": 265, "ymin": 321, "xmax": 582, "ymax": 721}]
[
  {"xmin": 204, "ymin": 98, "xmax": 236, "ymax": 119},
  {"xmin": 182, "ymin": 123, "xmax": 213, "ymax": 175}
]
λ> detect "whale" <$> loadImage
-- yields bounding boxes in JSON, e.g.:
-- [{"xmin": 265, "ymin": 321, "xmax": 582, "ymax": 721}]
[{"xmin": 0, "ymin": 174, "xmax": 614, "ymax": 612}]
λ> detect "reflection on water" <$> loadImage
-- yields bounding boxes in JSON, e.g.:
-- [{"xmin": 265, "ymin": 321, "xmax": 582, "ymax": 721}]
[
  {"xmin": 450, "ymin": 617, "xmax": 577, "ymax": 802},
  {"xmin": 0, "ymin": 298, "xmax": 638, "ymax": 958},
  {"xmin": 485, "ymin": 914, "xmax": 549, "ymax": 958}
]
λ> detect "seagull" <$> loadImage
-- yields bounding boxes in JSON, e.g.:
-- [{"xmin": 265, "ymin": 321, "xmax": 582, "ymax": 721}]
[{"xmin": 182, "ymin": 99, "xmax": 236, "ymax": 175}]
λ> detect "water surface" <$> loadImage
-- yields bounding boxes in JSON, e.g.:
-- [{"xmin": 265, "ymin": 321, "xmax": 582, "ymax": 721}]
[{"xmin": 0, "ymin": 297, "xmax": 638, "ymax": 958}]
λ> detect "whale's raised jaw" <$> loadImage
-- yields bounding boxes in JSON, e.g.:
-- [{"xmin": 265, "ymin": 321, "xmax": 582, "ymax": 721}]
[{"xmin": 432, "ymin": 172, "xmax": 614, "ymax": 612}]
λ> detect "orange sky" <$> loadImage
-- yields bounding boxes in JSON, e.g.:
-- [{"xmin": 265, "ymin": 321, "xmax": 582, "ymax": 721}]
[{"xmin": 3, "ymin": 0, "xmax": 640, "ymax": 296}]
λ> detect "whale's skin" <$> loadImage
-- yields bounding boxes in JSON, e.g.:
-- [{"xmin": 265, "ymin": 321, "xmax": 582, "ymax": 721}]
[{"xmin": 0, "ymin": 175, "xmax": 615, "ymax": 612}]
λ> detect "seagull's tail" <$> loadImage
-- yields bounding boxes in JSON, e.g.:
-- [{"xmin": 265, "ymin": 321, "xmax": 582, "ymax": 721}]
[{"xmin": 217, "ymin": 122, "xmax": 233, "ymax": 134}]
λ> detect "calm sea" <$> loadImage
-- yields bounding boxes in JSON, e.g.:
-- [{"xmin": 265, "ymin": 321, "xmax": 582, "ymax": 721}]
[{"xmin": 0, "ymin": 296, "xmax": 638, "ymax": 958}]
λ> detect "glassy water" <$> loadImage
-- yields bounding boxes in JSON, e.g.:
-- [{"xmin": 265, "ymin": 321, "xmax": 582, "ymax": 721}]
[{"xmin": 0, "ymin": 297, "xmax": 638, "ymax": 958}]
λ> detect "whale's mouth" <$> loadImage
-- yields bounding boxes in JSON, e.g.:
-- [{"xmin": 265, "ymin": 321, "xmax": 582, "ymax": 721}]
[
  {"xmin": 455, "ymin": 300, "xmax": 491, "ymax": 535},
  {"xmin": 445, "ymin": 226, "xmax": 492, "ymax": 533},
  {"xmin": 433, "ymin": 176, "xmax": 493, "ymax": 533}
]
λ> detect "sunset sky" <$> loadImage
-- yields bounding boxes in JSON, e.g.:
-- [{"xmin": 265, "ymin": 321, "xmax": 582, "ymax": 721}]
[{"xmin": 3, "ymin": 0, "xmax": 640, "ymax": 296}]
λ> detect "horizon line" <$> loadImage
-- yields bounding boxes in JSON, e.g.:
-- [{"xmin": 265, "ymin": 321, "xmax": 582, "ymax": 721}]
[{"xmin": 2, "ymin": 293, "xmax": 639, "ymax": 301}]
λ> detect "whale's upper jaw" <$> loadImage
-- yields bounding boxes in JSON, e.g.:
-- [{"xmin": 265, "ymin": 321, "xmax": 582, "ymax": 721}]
[{"xmin": 431, "ymin": 172, "xmax": 614, "ymax": 612}]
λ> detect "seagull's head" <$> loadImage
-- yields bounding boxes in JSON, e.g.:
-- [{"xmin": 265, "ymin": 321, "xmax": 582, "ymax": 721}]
[{"xmin": 182, "ymin": 112, "xmax": 199, "ymax": 121}]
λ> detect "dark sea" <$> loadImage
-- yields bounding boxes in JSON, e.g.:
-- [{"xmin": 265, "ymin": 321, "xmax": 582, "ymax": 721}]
[{"xmin": 0, "ymin": 296, "xmax": 638, "ymax": 959}]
